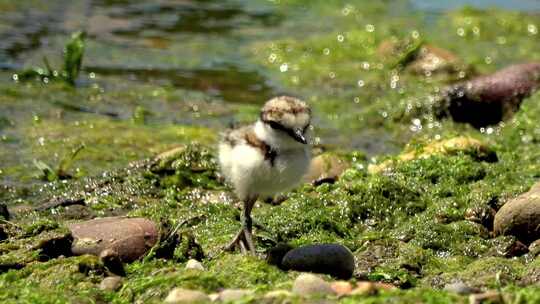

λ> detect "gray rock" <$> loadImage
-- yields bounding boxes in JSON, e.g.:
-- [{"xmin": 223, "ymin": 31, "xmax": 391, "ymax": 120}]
[
  {"xmin": 292, "ymin": 273, "xmax": 335, "ymax": 296},
  {"xmin": 217, "ymin": 289, "xmax": 253, "ymax": 302},
  {"xmin": 69, "ymin": 217, "xmax": 159, "ymax": 263},
  {"xmin": 164, "ymin": 288, "xmax": 210, "ymax": 304},
  {"xmin": 99, "ymin": 276, "xmax": 123, "ymax": 292},
  {"xmin": 443, "ymin": 282, "xmax": 477, "ymax": 295},
  {"xmin": 282, "ymin": 243, "xmax": 355, "ymax": 279},
  {"xmin": 494, "ymin": 182, "xmax": 540, "ymax": 244}
]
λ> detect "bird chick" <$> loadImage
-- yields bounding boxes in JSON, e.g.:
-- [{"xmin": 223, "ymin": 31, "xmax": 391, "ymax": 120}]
[{"xmin": 219, "ymin": 96, "xmax": 312, "ymax": 253}]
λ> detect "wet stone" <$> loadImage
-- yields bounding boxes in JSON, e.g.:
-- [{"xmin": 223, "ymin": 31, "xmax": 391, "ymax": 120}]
[
  {"xmin": 281, "ymin": 243, "xmax": 355, "ymax": 279},
  {"xmin": 438, "ymin": 62, "xmax": 540, "ymax": 128},
  {"xmin": 164, "ymin": 288, "xmax": 210, "ymax": 304},
  {"xmin": 99, "ymin": 276, "xmax": 123, "ymax": 292},
  {"xmin": 69, "ymin": 217, "xmax": 159, "ymax": 263},
  {"xmin": 292, "ymin": 273, "xmax": 335, "ymax": 297},
  {"xmin": 494, "ymin": 182, "xmax": 540, "ymax": 244}
]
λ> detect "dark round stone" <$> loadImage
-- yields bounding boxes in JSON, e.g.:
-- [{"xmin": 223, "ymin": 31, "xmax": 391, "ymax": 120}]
[{"xmin": 281, "ymin": 243, "xmax": 355, "ymax": 279}]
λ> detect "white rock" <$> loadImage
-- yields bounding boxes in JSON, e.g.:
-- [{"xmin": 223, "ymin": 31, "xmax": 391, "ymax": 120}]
[
  {"xmin": 185, "ymin": 259, "xmax": 205, "ymax": 271},
  {"xmin": 164, "ymin": 288, "xmax": 210, "ymax": 303}
]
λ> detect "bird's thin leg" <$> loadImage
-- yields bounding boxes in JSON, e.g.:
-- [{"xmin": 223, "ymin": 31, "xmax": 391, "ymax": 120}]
[
  {"xmin": 223, "ymin": 197, "xmax": 257, "ymax": 254},
  {"xmin": 242, "ymin": 197, "xmax": 256, "ymax": 253}
]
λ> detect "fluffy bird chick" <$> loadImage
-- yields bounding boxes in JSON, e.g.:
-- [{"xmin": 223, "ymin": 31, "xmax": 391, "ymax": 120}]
[{"xmin": 219, "ymin": 96, "xmax": 312, "ymax": 253}]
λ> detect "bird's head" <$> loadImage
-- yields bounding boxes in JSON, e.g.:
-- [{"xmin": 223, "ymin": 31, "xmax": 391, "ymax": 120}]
[{"xmin": 257, "ymin": 96, "xmax": 311, "ymax": 147}]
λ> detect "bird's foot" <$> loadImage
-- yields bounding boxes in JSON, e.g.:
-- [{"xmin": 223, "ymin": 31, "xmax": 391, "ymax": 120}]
[{"xmin": 223, "ymin": 227, "xmax": 256, "ymax": 254}]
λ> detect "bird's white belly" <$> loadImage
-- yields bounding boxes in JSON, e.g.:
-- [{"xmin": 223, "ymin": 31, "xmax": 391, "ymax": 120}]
[{"xmin": 219, "ymin": 143, "xmax": 310, "ymax": 200}]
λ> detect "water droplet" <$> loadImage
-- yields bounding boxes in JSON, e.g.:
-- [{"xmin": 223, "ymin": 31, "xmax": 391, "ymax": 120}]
[
  {"xmin": 411, "ymin": 30, "xmax": 420, "ymax": 39},
  {"xmin": 38, "ymin": 137, "xmax": 45, "ymax": 146},
  {"xmin": 361, "ymin": 62, "xmax": 370, "ymax": 70},
  {"xmin": 357, "ymin": 80, "xmax": 365, "ymax": 87},
  {"xmin": 323, "ymin": 48, "xmax": 330, "ymax": 55},
  {"xmin": 528, "ymin": 24, "xmax": 538, "ymax": 35},
  {"xmin": 337, "ymin": 34, "xmax": 345, "ymax": 42},
  {"xmin": 329, "ymin": 72, "xmax": 336, "ymax": 79},
  {"xmin": 457, "ymin": 28, "xmax": 465, "ymax": 37},
  {"xmin": 279, "ymin": 63, "xmax": 289, "ymax": 72},
  {"xmin": 484, "ymin": 56, "xmax": 492, "ymax": 64},
  {"xmin": 354, "ymin": 97, "xmax": 360, "ymax": 104},
  {"xmin": 472, "ymin": 27, "xmax": 480, "ymax": 36},
  {"xmin": 89, "ymin": 72, "xmax": 96, "ymax": 79},
  {"xmin": 268, "ymin": 53, "xmax": 277, "ymax": 63},
  {"xmin": 12, "ymin": 74, "xmax": 18, "ymax": 81},
  {"xmin": 342, "ymin": 6, "xmax": 351, "ymax": 16},
  {"xmin": 365, "ymin": 24, "xmax": 375, "ymax": 32}
]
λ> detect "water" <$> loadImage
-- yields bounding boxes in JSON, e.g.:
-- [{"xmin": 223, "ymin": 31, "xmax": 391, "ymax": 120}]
[
  {"xmin": 0, "ymin": 0, "xmax": 538, "ymax": 184},
  {"xmin": 411, "ymin": 0, "xmax": 540, "ymax": 12}
]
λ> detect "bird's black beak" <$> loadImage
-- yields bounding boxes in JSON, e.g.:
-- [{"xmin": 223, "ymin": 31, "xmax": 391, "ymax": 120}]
[{"xmin": 291, "ymin": 128, "xmax": 307, "ymax": 144}]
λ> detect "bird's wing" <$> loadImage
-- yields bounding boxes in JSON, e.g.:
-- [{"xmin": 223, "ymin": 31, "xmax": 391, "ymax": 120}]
[{"xmin": 221, "ymin": 125, "xmax": 253, "ymax": 147}]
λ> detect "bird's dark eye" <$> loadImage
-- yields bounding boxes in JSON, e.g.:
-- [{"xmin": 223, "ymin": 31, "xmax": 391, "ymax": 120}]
[{"xmin": 268, "ymin": 121, "xmax": 284, "ymax": 130}]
